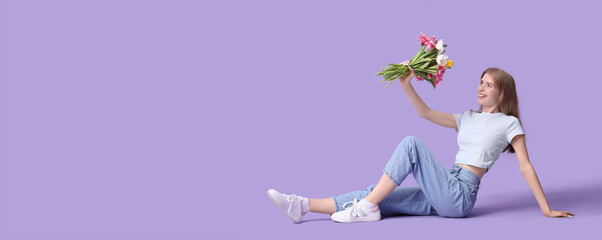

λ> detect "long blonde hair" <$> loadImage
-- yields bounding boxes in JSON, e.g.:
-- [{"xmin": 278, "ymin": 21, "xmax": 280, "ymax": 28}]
[{"xmin": 474, "ymin": 67, "xmax": 524, "ymax": 154}]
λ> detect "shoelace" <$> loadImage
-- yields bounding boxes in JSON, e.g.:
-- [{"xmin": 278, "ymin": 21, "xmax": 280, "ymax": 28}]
[
  {"xmin": 341, "ymin": 198, "xmax": 361, "ymax": 218},
  {"xmin": 286, "ymin": 194, "xmax": 302, "ymax": 213},
  {"xmin": 287, "ymin": 194, "xmax": 302, "ymax": 202}
]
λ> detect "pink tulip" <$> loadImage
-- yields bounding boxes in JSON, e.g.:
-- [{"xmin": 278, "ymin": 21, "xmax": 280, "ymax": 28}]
[
  {"xmin": 417, "ymin": 33, "xmax": 437, "ymax": 46},
  {"xmin": 426, "ymin": 40, "xmax": 436, "ymax": 51},
  {"xmin": 436, "ymin": 65, "xmax": 446, "ymax": 81},
  {"xmin": 436, "ymin": 73, "xmax": 444, "ymax": 82},
  {"xmin": 417, "ymin": 32, "xmax": 429, "ymax": 45},
  {"xmin": 427, "ymin": 36, "xmax": 437, "ymax": 44}
]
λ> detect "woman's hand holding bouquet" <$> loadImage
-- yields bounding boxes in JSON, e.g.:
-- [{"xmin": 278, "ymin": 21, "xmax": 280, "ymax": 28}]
[{"xmin": 398, "ymin": 60, "xmax": 414, "ymax": 86}]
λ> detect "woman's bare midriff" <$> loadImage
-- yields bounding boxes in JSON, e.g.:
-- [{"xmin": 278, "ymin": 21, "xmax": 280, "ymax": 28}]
[{"xmin": 456, "ymin": 164, "xmax": 487, "ymax": 180}]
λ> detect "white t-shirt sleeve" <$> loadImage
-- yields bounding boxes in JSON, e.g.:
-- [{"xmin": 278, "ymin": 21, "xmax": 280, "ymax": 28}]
[
  {"xmin": 506, "ymin": 117, "xmax": 525, "ymax": 143},
  {"xmin": 452, "ymin": 111, "xmax": 465, "ymax": 133}
]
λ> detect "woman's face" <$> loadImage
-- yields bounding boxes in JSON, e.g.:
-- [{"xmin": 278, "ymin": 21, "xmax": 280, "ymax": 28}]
[{"xmin": 477, "ymin": 73, "xmax": 502, "ymax": 111}]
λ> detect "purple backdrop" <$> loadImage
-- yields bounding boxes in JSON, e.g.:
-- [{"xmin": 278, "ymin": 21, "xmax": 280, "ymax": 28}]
[{"xmin": 1, "ymin": 0, "xmax": 601, "ymax": 239}]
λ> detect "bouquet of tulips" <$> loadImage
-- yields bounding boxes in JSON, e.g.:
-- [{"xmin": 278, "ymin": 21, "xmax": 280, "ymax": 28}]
[{"xmin": 376, "ymin": 32, "xmax": 454, "ymax": 89}]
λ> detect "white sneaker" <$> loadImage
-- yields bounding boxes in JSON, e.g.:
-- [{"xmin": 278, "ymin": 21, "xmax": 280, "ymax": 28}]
[
  {"xmin": 266, "ymin": 189, "xmax": 307, "ymax": 223},
  {"xmin": 331, "ymin": 199, "xmax": 381, "ymax": 223}
]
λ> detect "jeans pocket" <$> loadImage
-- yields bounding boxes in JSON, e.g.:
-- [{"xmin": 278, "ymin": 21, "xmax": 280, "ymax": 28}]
[
  {"xmin": 459, "ymin": 183, "xmax": 478, "ymax": 217},
  {"xmin": 460, "ymin": 182, "xmax": 479, "ymax": 198},
  {"xmin": 468, "ymin": 183, "xmax": 479, "ymax": 192},
  {"xmin": 467, "ymin": 185, "xmax": 479, "ymax": 204}
]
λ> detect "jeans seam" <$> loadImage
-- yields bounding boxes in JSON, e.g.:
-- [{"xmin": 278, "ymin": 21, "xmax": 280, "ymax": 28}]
[
  {"xmin": 383, "ymin": 169, "xmax": 401, "ymax": 187},
  {"xmin": 381, "ymin": 198, "xmax": 430, "ymax": 204},
  {"xmin": 332, "ymin": 196, "xmax": 341, "ymax": 212},
  {"xmin": 422, "ymin": 151, "xmax": 446, "ymax": 180}
]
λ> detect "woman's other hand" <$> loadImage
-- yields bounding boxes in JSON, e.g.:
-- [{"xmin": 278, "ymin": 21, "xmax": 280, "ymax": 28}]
[
  {"xmin": 544, "ymin": 210, "xmax": 575, "ymax": 218},
  {"xmin": 398, "ymin": 60, "xmax": 414, "ymax": 86}
]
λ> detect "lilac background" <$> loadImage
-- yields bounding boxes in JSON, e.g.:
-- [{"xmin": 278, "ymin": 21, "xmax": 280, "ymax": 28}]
[{"xmin": 1, "ymin": 0, "xmax": 601, "ymax": 239}]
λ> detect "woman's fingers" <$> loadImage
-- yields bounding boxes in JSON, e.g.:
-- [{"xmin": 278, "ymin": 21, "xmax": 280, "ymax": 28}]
[
  {"xmin": 399, "ymin": 60, "xmax": 412, "ymax": 72},
  {"xmin": 547, "ymin": 210, "xmax": 575, "ymax": 218},
  {"xmin": 561, "ymin": 211, "xmax": 574, "ymax": 217}
]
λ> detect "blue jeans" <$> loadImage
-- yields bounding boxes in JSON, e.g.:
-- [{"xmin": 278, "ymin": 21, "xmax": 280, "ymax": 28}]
[{"xmin": 333, "ymin": 136, "xmax": 481, "ymax": 218}]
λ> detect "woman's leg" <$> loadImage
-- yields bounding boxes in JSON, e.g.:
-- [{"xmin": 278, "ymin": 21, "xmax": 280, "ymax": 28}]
[
  {"xmin": 380, "ymin": 136, "xmax": 467, "ymax": 217},
  {"xmin": 355, "ymin": 135, "xmax": 434, "ymax": 206},
  {"xmin": 364, "ymin": 173, "xmax": 397, "ymax": 205},
  {"xmin": 332, "ymin": 136, "xmax": 467, "ymax": 218},
  {"xmin": 308, "ymin": 198, "xmax": 336, "ymax": 214},
  {"xmin": 378, "ymin": 186, "xmax": 437, "ymax": 216},
  {"xmin": 332, "ymin": 183, "xmax": 436, "ymax": 217}
]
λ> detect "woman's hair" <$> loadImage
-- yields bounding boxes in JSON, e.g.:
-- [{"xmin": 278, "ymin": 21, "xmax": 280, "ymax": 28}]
[{"xmin": 473, "ymin": 67, "xmax": 524, "ymax": 154}]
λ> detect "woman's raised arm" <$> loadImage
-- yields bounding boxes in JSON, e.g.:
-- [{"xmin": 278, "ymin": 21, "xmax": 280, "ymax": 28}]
[{"xmin": 398, "ymin": 61, "xmax": 457, "ymax": 130}]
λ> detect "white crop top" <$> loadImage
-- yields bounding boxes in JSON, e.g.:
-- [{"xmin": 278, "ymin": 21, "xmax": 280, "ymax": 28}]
[{"xmin": 453, "ymin": 110, "xmax": 525, "ymax": 171}]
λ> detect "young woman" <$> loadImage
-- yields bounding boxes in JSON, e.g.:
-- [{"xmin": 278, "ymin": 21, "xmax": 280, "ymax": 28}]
[{"xmin": 267, "ymin": 60, "xmax": 574, "ymax": 223}]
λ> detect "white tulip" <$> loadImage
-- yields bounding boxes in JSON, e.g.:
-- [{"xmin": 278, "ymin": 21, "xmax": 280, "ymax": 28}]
[
  {"xmin": 436, "ymin": 39, "xmax": 445, "ymax": 51},
  {"xmin": 437, "ymin": 54, "xmax": 448, "ymax": 66}
]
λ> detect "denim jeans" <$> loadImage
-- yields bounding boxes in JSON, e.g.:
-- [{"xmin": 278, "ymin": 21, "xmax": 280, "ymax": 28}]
[{"xmin": 333, "ymin": 136, "xmax": 481, "ymax": 218}]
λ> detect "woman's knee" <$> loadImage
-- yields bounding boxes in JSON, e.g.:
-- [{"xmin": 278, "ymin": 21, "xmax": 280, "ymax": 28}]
[
  {"xmin": 400, "ymin": 136, "xmax": 419, "ymax": 148},
  {"xmin": 394, "ymin": 135, "xmax": 421, "ymax": 157}
]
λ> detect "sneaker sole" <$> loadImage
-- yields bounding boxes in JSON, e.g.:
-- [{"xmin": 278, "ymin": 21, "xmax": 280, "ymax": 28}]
[{"xmin": 331, "ymin": 213, "xmax": 381, "ymax": 223}]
